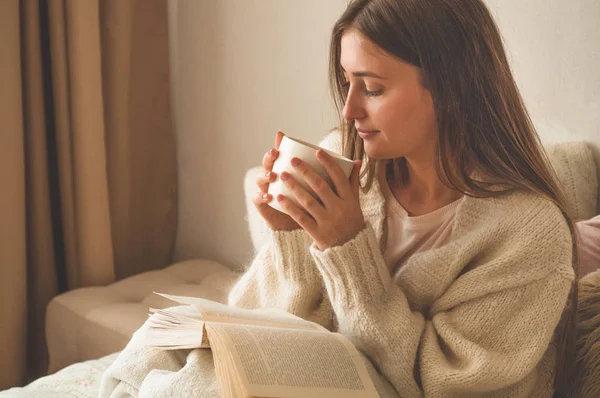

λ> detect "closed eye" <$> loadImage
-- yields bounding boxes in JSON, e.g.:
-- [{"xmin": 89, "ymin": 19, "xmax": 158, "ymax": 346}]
[
  {"xmin": 342, "ymin": 80, "xmax": 383, "ymax": 97},
  {"xmin": 365, "ymin": 89, "xmax": 383, "ymax": 97}
]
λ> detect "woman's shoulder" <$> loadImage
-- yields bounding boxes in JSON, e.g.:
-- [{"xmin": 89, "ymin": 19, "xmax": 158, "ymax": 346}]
[
  {"xmin": 453, "ymin": 190, "xmax": 575, "ymax": 281},
  {"xmin": 461, "ymin": 189, "xmax": 569, "ymax": 232},
  {"xmin": 452, "ymin": 190, "xmax": 571, "ymax": 248}
]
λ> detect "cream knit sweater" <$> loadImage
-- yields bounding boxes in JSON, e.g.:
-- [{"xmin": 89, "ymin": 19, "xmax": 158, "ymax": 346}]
[{"xmin": 228, "ymin": 132, "xmax": 575, "ymax": 397}]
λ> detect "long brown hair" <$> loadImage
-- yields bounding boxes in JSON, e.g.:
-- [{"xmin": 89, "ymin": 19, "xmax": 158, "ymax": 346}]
[{"xmin": 329, "ymin": 0, "xmax": 579, "ymax": 395}]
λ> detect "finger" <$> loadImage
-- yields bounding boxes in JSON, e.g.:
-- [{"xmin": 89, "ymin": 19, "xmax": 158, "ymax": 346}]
[
  {"xmin": 316, "ymin": 150, "xmax": 352, "ymax": 199},
  {"xmin": 252, "ymin": 192, "xmax": 274, "ymax": 218},
  {"xmin": 275, "ymin": 192, "xmax": 317, "ymax": 233},
  {"xmin": 275, "ymin": 131, "xmax": 284, "ymax": 149},
  {"xmin": 280, "ymin": 171, "xmax": 326, "ymax": 221},
  {"xmin": 255, "ymin": 171, "xmax": 276, "ymax": 193},
  {"xmin": 253, "ymin": 191, "xmax": 271, "ymax": 206},
  {"xmin": 349, "ymin": 160, "xmax": 362, "ymax": 197},
  {"xmin": 289, "ymin": 157, "xmax": 338, "ymax": 208},
  {"xmin": 262, "ymin": 148, "xmax": 279, "ymax": 171},
  {"xmin": 253, "ymin": 192, "xmax": 283, "ymax": 225}
]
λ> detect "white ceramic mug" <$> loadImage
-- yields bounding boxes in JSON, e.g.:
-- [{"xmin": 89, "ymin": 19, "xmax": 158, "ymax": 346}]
[{"xmin": 268, "ymin": 135, "xmax": 355, "ymax": 214}]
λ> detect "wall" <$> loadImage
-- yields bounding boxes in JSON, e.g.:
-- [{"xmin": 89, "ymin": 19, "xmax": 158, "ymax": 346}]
[
  {"xmin": 169, "ymin": 0, "xmax": 600, "ymax": 269},
  {"xmin": 484, "ymin": 0, "xmax": 600, "ymax": 149},
  {"xmin": 168, "ymin": 0, "xmax": 348, "ymax": 268},
  {"xmin": 485, "ymin": 0, "xmax": 600, "ymax": 212}
]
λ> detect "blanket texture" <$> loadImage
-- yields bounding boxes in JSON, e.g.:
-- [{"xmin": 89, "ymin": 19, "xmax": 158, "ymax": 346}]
[
  {"xmin": 99, "ymin": 305, "xmax": 397, "ymax": 397},
  {"xmin": 99, "ymin": 306, "xmax": 219, "ymax": 398}
]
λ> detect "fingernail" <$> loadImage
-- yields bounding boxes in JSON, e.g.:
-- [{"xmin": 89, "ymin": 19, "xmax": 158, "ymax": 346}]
[
  {"xmin": 291, "ymin": 157, "xmax": 301, "ymax": 167},
  {"xmin": 281, "ymin": 172, "xmax": 289, "ymax": 181},
  {"xmin": 269, "ymin": 149, "xmax": 277, "ymax": 157},
  {"xmin": 262, "ymin": 193, "xmax": 269, "ymax": 200},
  {"xmin": 265, "ymin": 171, "xmax": 272, "ymax": 179},
  {"xmin": 317, "ymin": 150, "xmax": 327, "ymax": 159}
]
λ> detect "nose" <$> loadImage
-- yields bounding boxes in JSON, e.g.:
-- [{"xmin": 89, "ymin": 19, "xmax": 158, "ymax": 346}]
[{"xmin": 342, "ymin": 90, "xmax": 366, "ymax": 122}]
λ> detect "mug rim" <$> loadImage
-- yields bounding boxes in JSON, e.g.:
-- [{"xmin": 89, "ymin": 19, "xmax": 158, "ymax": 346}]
[{"xmin": 283, "ymin": 135, "xmax": 354, "ymax": 164}]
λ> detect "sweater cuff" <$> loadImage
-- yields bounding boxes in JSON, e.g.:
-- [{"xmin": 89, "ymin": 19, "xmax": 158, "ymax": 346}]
[
  {"xmin": 309, "ymin": 223, "xmax": 392, "ymax": 307},
  {"xmin": 269, "ymin": 228, "xmax": 319, "ymax": 283}
]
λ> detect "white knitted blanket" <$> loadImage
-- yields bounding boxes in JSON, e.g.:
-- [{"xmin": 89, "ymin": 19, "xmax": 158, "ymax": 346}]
[{"xmin": 99, "ymin": 306, "xmax": 220, "ymax": 398}]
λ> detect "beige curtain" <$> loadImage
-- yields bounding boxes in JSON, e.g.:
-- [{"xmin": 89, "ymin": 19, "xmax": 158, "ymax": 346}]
[{"xmin": 0, "ymin": 0, "xmax": 177, "ymax": 389}]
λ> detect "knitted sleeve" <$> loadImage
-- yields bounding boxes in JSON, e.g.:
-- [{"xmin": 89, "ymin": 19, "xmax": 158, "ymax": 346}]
[
  {"xmin": 227, "ymin": 129, "xmax": 344, "ymax": 330},
  {"xmin": 309, "ymin": 221, "xmax": 574, "ymax": 397},
  {"xmin": 227, "ymin": 228, "xmax": 334, "ymax": 330}
]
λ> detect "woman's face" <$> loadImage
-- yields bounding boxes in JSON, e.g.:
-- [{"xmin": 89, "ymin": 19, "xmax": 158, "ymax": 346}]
[{"xmin": 340, "ymin": 29, "xmax": 438, "ymax": 162}]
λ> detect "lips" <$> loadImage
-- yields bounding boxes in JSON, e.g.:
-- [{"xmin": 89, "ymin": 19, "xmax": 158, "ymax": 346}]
[{"xmin": 357, "ymin": 130, "xmax": 380, "ymax": 139}]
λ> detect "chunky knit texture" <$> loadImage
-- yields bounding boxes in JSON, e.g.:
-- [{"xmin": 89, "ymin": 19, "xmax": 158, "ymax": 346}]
[{"xmin": 228, "ymin": 131, "xmax": 575, "ymax": 397}]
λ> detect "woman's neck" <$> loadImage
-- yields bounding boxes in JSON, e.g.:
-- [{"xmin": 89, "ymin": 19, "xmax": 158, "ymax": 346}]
[{"xmin": 380, "ymin": 160, "xmax": 463, "ymax": 216}]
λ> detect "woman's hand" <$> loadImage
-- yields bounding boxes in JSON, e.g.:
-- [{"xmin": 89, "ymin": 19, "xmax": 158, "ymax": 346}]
[
  {"xmin": 253, "ymin": 131, "xmax": 302, "ymax": 231},
  {"xmin": 276, "ymin": 149, "xmax": 365, "ymax": 251}
]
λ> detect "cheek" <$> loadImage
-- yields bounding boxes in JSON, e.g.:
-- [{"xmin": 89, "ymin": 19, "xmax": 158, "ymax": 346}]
[{"xmin": 374, "ymin": 93, "xmax": 424, "ymax": 134}]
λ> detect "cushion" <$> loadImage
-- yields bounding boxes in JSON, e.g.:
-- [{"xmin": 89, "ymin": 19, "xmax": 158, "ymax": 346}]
[
  {"xmin": 545, "ymin": 142, "xmax": 598, "ymax": 221},
  {"xmin": 577, "ymin": 215, "xmax": 600, "ymax": 277},
  {"xmin": 573, "ymin": 270, "xmax": 600, "ymax": 397},
  {"xmin": 46, "ymin": 259, "xmax": 238, "ymax": 373}
]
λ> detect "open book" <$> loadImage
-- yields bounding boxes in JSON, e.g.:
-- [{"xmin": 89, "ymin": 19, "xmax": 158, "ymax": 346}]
[{"xmin": 145, "ymin": 292, "xmax": 379, "ymax": 398}]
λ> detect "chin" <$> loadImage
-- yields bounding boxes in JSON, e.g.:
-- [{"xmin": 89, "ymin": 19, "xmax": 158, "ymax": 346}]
[{"xmin": 363, "ymin": 142, "xmax": 394, "ymax": 161}]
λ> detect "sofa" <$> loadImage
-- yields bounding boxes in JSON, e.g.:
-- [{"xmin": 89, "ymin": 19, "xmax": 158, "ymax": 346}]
[
  {"xmin": 45, "ymin": 259, "xmax": 239, "ymax": 373},
  {"xmin": 36, "ymin": 141, "xmax": 598, "ymax": 387}
]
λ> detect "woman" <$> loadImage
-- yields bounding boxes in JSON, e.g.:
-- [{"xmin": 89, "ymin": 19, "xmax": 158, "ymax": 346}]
[
  {"xmin": 243, "ymin": 0, "xmax": 578, "ymax": 397},
  {"xmin": 101, "ymin": 0, "xmax": 578, "ymax": 397}
]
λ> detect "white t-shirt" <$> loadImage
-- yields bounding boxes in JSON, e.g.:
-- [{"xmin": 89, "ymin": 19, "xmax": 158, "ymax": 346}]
[{"xmin": 381, "ymin": 175, "xmax": 464, "ymax": 281}]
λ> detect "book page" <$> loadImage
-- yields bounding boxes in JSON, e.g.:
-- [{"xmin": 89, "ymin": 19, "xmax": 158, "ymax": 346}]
[
  {"xmin": 145, "ymin": 308, "xmax": 210, "ymax": 349},
  {"xmin": 202, "ymin": 326, "xmax": 244, "ymax": 398},
  {"xmin": 155, "ymin": 292, "xmax": 328, "ymax": 332},
  {"xmin": 205, "ymin": 322, "xmax": 379, "ymax": 398}
]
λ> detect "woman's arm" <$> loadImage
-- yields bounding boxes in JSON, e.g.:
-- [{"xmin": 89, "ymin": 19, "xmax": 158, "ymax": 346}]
[
  {"xmin": 228, "ymin": 129, "xmax": 344, "ymax": 329},
  {"xmin": 309, "ymin": 222, "xmax": 573, "ymax": 397},
  {"xmin": 227, "ymin": 227, "xmax": 335, "ymax": 330}
]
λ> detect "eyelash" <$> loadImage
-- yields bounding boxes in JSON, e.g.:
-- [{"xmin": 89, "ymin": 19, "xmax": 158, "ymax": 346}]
[
  {"xmin": 342, "ymin": 82, "xmax": 383, "ymax": 97},
  {"xmin": 365, "ymin": 89, "xmax": 383, "ymax": 97}
]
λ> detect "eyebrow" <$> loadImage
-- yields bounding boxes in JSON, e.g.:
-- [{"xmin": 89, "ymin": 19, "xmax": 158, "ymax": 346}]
[{"xmin": 342, "ymin": 67, "xmax": 387, "ymax": 80}]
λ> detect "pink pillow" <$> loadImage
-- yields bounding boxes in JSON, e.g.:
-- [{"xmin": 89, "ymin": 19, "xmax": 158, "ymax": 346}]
[{"xmin": 577, "ymin": 215, "xmax": 600, "ymax": 278}]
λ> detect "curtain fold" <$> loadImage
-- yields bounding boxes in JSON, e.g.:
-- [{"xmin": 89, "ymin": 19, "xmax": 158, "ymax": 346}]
[
  {"xmin": 0, "ymin": 0, "xmax": 28, "ymax": 389},
  {"xmin": 0, "ymin": 0, "xmax": 177, "ymax": 388}
]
